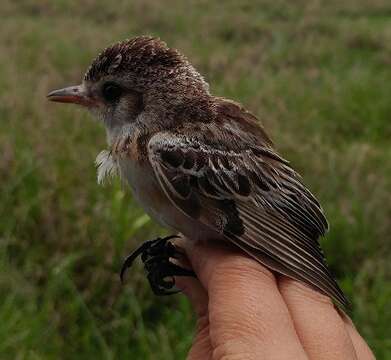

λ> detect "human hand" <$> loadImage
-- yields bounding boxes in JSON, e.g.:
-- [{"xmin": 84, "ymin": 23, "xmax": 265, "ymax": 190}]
[{"xmin": 175, "ymin": 242, "xmax": 375, "ymax": 360}]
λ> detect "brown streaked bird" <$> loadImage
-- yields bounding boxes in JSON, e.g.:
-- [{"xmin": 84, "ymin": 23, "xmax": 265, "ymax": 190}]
[{"xmin": 48, "ymin": 36, "xmax": 349, "ymax": 308}]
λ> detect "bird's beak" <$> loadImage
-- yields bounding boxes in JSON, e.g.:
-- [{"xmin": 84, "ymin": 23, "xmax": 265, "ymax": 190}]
[{"xmin": 47, "ymin": 84, "xmax": 97, "ymax": 107}]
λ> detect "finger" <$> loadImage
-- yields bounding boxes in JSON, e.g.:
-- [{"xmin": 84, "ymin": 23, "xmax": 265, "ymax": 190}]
[
  {"xmin": 279, "ymin": 277, "xmax": 358, "ymax": 360},
  {"xmin": 174, "ymin": 247, "xmax": 212, "ymax": 359},
  {"xmin": 176, "ymin": 277, "xmax": 212, "ymax": 359},
  {"xmin": 341, "ymin": 315, "xmax": 376, "ymax": 360},
  {"xmin": 184, "ymin": 241, "xmax": 308, "ymax": 359},
  {"xmin": 173, "ymin": 238, "xmax": 209, "ymax": 317},
  {"xmin": 175, "ymin": 276, "xmax": 208, "ymax": 318},
  {"xmin": 187, "ymin": 314, "xmax": 212, "ymax": 360}
]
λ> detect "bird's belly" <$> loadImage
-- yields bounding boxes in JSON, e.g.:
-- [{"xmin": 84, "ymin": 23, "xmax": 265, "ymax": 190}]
[
  {"xmin": 118, "ymin": 159, "xmax": 170, "ymax": 224},
  {"xmin": 118, "ymin": 158, "xmax": 213, "ymax": 242}
]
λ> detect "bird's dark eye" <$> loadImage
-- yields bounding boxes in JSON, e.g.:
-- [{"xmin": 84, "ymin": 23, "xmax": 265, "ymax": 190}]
[{"xmin": 102, "ymin": 82, "xmax": 122, "ymax": 102}]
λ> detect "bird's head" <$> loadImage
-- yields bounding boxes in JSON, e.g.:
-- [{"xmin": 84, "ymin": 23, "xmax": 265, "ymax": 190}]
[{"xmin": 48, "ymin": 36, "xmax": 209, "ymax": 131}]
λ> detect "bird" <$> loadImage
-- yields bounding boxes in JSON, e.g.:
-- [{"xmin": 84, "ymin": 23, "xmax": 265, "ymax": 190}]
[{"xmin": 47, "ymin": 36, "xmax": 349, "ymax": 309}]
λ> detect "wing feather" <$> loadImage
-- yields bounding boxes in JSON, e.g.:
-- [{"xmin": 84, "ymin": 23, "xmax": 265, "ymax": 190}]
[{"xmin": 147, "ymin": 114, "xmax": 349, "ymax": 308}]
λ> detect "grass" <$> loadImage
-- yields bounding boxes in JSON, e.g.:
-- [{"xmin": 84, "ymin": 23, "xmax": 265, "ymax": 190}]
[{"xmin": 1, "ymin": 0, "xmax": 390, "ymax": 358}]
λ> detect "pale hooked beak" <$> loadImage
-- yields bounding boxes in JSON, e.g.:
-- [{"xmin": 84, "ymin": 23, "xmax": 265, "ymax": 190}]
[{"xmin": 47, "ymin": 84, "xmax": 97, "ymax": 107}]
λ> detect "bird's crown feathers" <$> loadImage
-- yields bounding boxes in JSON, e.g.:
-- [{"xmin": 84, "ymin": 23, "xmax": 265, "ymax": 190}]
[{"xmin": 84, "ymin": 36, "xmax": 184, "ymax": 82}]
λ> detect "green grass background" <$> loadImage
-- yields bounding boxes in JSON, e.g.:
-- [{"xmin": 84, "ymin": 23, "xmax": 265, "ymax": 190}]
[{"xmin": 1, "ymin": 0, "xmax": 390, "ymax": 358}]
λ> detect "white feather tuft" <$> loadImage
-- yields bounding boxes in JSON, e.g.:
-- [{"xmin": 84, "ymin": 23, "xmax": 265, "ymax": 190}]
[{"xmin": 95, "ymin": 150, "xmax": 118, "ymax": 185}]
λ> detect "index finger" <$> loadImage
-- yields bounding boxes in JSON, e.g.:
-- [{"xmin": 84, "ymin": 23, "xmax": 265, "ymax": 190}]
[{"xmin": 184, "ymin": 241, "xmax": 308, "ymax": 359}]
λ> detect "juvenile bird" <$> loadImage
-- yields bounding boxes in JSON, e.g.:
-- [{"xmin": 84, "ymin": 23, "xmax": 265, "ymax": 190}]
[{"xmin": 48, "ymin": 36, "xmax": 349, "ymax": 308}]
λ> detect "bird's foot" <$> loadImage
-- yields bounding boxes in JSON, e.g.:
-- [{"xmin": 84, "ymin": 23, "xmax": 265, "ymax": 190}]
[{"xmin": 120, "ymin": 235, "xmax": 196, "ymax": 295}]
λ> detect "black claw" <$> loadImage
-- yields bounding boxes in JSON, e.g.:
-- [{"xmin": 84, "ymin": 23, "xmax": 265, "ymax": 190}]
[
  {"xmin": 120, "ymin": 235, "xmax": 196, "ymax": 295},
  {"xmin": 120, "ymin": 239, "xmax": 155, "ymax": 283}
]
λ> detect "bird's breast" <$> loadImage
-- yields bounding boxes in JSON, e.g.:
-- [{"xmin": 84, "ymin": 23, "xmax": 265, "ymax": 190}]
[
  {"xmin": 111, "ymin": 131, "xmax": 219, "ymax": 242},
  {"xmin": 117, "ymin": 156, "xmax": 166, "ymax": 220},
  {"xmin": 116, "ymin": 156, "xmax": 216, "ymax": 242}
]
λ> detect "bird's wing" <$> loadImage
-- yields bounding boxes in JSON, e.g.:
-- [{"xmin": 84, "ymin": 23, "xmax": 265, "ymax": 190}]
[{"xmin": 147, "ymin": 100, "xmax": 348, "ymax": 308}]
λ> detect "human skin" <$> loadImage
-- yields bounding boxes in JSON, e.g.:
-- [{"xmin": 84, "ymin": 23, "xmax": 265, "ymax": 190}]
[{"xmin": 175, "ymin": 241, "xmax": 375, "ymax": 360}]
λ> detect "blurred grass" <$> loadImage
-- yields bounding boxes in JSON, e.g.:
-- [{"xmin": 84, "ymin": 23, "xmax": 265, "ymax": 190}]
[{"xmin": 1, "ymin": 0, "xmax": 390, "ymax": 358}]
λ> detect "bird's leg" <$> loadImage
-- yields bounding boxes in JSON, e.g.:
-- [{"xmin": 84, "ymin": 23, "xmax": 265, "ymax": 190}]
[{"xmin": 120, "ymin": 235, "xmax": 196, "ymax": 295}]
